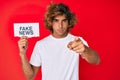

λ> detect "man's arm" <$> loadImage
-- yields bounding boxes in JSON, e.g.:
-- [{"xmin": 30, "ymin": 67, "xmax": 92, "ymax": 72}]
[
  {"xmin": 68, "ymin": 37, "xmax": 100, "ymax": 65},
  {"xmin": 18, "ymin": 36, "xmax": 39, "ymax": 80},
  {"xmin": 80, "ymin": 46, "xmax": 100, "ymax": 64}
]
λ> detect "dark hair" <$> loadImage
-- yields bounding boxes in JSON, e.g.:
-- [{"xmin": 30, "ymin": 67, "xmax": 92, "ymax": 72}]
[{"xmin": 44, "ymin": 3, "xmax": 77, "ymax": 32}]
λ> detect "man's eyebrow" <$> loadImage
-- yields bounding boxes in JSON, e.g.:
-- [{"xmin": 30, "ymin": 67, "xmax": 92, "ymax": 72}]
[
  {"xmin": 53, "ymin": 18, "xmax": 58, "ymax": 20},
  {"xmin": 53, "ymin": 18, "xmax": 58, "ymax": 21},
  {"xmin": 63, "ymin": 18, "xmax": 68, "ymax": 20}
]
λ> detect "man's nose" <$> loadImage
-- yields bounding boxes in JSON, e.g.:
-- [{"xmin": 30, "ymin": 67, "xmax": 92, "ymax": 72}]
[{"xmin": 59, "ymin": 22, "xmax": 63, "ymax": 28}]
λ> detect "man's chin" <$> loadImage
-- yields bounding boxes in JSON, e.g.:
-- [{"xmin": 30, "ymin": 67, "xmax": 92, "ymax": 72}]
[{"xmin": 58, "ymin": 33, "xmax": 68, "ymax": 37}]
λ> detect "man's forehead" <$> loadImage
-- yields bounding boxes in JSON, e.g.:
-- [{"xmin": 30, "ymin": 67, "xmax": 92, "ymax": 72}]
[{"xmin": 54, "ymin": 14, "xmax": 67, "ymax": 19}]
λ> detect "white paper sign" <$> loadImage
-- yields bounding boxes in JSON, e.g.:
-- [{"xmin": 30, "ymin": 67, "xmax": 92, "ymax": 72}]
[{"xmin": 14, "ymin": 23, "xmax": 39, "ymax": 38}]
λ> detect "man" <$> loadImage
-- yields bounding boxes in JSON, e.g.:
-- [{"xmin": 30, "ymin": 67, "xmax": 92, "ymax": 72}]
[{"xmin": 18, "ymin": 3, "xmax": 100, "ymax": 80}]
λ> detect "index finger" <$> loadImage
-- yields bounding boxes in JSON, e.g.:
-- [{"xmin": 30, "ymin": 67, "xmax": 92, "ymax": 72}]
[{"xmin": 74, "ymin": 37, "xmax": 81, "ymax": 42}]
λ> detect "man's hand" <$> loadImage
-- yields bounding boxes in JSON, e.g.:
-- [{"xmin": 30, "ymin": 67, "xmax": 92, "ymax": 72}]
[
  {"xmin": 18, "ymin": 36, "xmax": 28, "ymax": 54},
  {"xmin": 67, "ymin": 37, "xmax": 86, "ymax": 55}
]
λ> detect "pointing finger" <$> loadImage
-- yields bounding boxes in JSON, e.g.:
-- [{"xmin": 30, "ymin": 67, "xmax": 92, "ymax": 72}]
[{"xmin": 74, "ymin": 37, "xmax": 80, "ymax": 42}]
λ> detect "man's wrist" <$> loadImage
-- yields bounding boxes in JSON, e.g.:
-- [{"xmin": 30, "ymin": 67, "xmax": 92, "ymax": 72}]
[{"xmin": 19, "ymin": 52, "xmax": 26, "ymax": 57}]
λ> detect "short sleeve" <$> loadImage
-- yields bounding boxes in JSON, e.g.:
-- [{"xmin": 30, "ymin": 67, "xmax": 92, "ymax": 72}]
[
  {"xmin": 29, "ymin": 41, "xmax": 42, "ymax": 67},
  {"xmin": 79, "ymin": 37, "xmax": 89, "ymax": 47},
  {"xmin": 79, "ymin": 37, "xmax": 89, "ymax": 59}
]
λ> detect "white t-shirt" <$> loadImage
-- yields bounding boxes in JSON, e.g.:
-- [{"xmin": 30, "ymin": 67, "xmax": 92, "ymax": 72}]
[{"xmin": 30, "ymin": 33, "xmax": 88, "ymax": 80}]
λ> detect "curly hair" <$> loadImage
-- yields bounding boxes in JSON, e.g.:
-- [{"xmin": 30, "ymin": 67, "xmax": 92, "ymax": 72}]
[{"xmin": 44, "ymin": 3, "xmax": 78, "ymax": 32}]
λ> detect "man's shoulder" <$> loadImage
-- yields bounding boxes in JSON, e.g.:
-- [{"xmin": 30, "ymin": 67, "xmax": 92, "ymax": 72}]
[
  {"xmin": 36, "ymin": 35, "xmax": 51, "ymax": 44},
  {"xmin": 70, "ymin": 34, "xmax": 84, "ymax": 39}
]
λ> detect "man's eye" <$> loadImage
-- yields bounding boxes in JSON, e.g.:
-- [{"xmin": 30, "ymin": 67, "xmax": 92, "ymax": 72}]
[
  {"xmin": 63, "ymin": 19, "xmax": 68, "ymax": 22},
  {"xmin": 53, "ymin": 19, "xmax": 58, "ymax": 22}
]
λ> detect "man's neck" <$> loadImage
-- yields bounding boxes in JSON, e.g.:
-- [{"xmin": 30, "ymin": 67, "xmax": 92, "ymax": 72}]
[{"xmin": 52, "ymin": 33, "xmax": 69, "ymax": 38}]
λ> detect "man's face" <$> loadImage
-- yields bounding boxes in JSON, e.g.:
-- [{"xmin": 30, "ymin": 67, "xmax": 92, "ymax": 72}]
[{"xmin": 52, "ymin": 14, "xmax": 69, "ymax": 38}]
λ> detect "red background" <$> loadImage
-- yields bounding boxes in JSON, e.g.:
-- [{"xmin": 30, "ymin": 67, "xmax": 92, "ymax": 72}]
[{"xmin": 0, "ymin": 0, "xmax": 120, "ymax": 80}]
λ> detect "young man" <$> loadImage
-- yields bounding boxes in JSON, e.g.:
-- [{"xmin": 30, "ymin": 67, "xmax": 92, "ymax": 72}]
[{"xmin": 18, "ymin": 3, "xmax": 100, "ymax": 80}]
